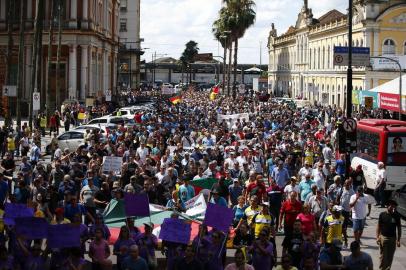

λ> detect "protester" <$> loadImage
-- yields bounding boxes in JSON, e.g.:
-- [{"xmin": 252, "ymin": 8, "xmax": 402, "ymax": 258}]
[
  {"xmin": 225, "ymin": 248, "xmax": 254, "ymax": 270},
  {"xmin": 377, "ymin": 199, "xmax": 402, "ymax": 270},
  {"xmin": 344, "ymin": 241, "xmax": 373, "ymax": 270},
  {"xmin": 349, "ymin": 187, "xmax": 371, "ymax": 243}
]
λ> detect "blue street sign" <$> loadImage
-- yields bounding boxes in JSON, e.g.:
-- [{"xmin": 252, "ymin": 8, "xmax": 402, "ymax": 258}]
[{"xmin": 334, "ymin": 46, "xmax": 370, "ymax": 54}]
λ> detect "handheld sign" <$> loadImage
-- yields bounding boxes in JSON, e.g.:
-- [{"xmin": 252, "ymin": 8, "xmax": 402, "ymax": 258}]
[
  {"xmin": 159, "ymin": 218, "xmax": 191, "ymax": 244},
  {"xmin": 124, "ymin": 193, "xmax": 150, "ymax": 217},
  {"xmin": 203, "ymin": 203, "xmax": 233, "ymax": 233},
  {"xmin": 4, "ymin": 203, "xmax": 34, "ymax": 225},
  {"xmin": 48, "ymin": 224, "xmax": 81, "ymax": 249},
  {"xmin": 15, "ymin": 217, "xmax": 48, "ymax": 239}
]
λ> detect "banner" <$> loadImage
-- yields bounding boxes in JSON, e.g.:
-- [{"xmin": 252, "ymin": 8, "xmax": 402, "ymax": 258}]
[
  {"xmin": 159, "ymin": 218, "xmax": 191, "ymax": 244},
  {"xmin": 48, "ymin": 224, "xmax": 81, "ymax": 249},
  {"xmin": 379, "ymin": 93, "xmax": 400, "ymax": 112},
  {"xmin": 203, "ymin": 203, "xmax": 234, "ymax": 232},
  {"xmin": 352, "ymin": 90, "xmax": 360, "ymax": 105},
  {"xmin": 358, "ymin": 91, "xmax": 379, "ymax": 109},
  {"xmin": 102, "ymin": 156, "xmax": 123, "ymax": 173},
  {"xmin": 124, "ymin": 193, "xmax": 150, "ymax": 217},
  {"xmin": 185, "ymin": 193, "xmax": 207, "ymax": 219},
  {"xmin": 217, "ymin": 113, "xmax": 249, "ymax": 125},
  {"xmin": 15, "ymin": 217, "xmax": 48, "ymax": 239}
]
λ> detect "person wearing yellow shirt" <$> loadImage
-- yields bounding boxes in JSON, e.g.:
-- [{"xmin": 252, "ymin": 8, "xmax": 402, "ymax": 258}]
[
  {"xmin": 50, "ymin": 207, "xmax": 71, "ymax": 224},
  {"xmin": 252, "ymin": 204, "xmax": 275, "ymax": 238},
  {"xmin": 6, "ymin": 134, "xmax": 15, "ymax": 154},
  {"xmin": 238, "ymin": 195, "xmax": 262, "ymax": 228},
  {"xmin": 322, "ymin": 205, "xmax": 345, "ymax": 245}
]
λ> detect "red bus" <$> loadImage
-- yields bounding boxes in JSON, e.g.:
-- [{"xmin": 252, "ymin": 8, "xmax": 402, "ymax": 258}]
[{"xmin": 351, "ymin": 119, "xmax": 406, "ymax": 191}]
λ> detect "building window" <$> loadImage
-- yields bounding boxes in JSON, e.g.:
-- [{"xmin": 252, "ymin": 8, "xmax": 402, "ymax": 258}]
[
  {"xmin": 318, "ymin": 48, "xmax": 321, "ymax": 69},
  {"xmin": 309, "ymin": 49, "xmax": 312, "ymax": 69},
  {"xmin": 120, "ymin": 18, "xmax": 127, "ymax": 32},
  {"xmin": 383, "ymin": 39, "xmax": 396, "ymax": 55},
  {"xmin": 121, "ymin": 0, "xmax": 127, "ymax": 11}
]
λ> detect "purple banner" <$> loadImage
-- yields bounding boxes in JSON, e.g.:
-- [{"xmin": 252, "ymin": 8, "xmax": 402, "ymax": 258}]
[
  {"xmin": 203, "ymin": 203, "xmax": 233, "ymax": 232},
  {"xmin": 15, "ymin": 217, "xmax": 48, "ymax": 239},
  {"xmin": 124, "ymin": 193, "xmax": 150, "ymax": 217},
  {"xmin": 159, "ymin": 218, "xmax": 191, "ymax": 244},
  {"xmin": 48, "ymin": 224, "xmax": 81, "ymax": 249},
  {"xmin": 4, "ymin": 203, "xmax": 34, "ymax": 225}
]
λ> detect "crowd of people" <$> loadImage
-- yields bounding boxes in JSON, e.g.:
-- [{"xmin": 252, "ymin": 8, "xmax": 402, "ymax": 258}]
[{"xmin": 0, "ymin": 89, "xmax": 402, "ymax": 270}]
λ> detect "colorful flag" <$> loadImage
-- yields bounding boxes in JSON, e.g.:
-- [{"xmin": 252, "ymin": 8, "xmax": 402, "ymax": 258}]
[
  {"xmin": 169, "ymin": 96, "xmax": 182, "ymax": 104},
  {"xmin": 210, "ymin": 92, "xmax": 217, "ymax": 101},
  {"xmin": 212, "ymin": 85, "xmax": 219, "ymax": 94}
]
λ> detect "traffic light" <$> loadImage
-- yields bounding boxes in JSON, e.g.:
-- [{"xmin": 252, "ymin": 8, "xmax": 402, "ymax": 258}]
[{"xmin": 0, "ymin": 97, "xmax": 7, "ymax": 117}]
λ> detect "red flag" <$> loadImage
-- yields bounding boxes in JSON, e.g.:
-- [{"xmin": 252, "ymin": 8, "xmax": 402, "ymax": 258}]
[{"xmin": 212, "ymin": 85, "xmax": 219, "ymax": 94}]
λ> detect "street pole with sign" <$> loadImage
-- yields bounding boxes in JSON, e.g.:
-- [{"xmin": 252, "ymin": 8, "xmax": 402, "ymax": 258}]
[{"xmin": 347, "ymin": 0, "xmax": 353, "ymax": 119}]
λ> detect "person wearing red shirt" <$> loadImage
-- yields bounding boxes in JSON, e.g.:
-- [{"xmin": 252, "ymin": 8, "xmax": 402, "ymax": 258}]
[
  {"xmin": 245, "ymin": 175, "xmax": 267, "ymax": 203},
  {"xmin": 278, "ymin": 191, "xmax": 302, "ymax": 236}
]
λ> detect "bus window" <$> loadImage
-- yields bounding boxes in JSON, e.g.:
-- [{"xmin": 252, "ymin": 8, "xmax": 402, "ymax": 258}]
[
  {"xmin": 387, "ymin": 136, "xmax": 406, "ymax": 165},
  {"xmin": 357, "ymin": 130, "xmax": 379, "ymax": 159}
]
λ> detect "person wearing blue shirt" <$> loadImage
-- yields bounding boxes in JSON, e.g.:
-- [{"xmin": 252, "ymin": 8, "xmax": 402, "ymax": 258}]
[
  {"xmin": 209, "ymin": 189, "xmax": 228, "ymax": 207},
  {"xmin": 121, "ymin": 244, "xmax": 148, "ymax": 270},
  {"xmin": 0, "ymin": 173, "xmax": 8, "ymax": 204},
  {"xmin": 179, "ymin": 178, "xmax": 195, "ymax": 204},
  {"xmin": 335, "ymin": 154, "xmax": 346, "ymax": 178},
  {"xmin": 298, "ymin": 173, "xmax": 316, "ymax": 203},
  {"xmin": 271, "ymin": 161, "xmax": 290, "ymax": 188}
]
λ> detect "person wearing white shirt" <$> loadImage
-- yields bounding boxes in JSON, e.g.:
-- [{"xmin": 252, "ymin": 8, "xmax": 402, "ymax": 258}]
[
  {"xmin": 283, "ymin": 176, "xmax": 300, "ymax": 198},
  {"xmin": 374, "ymin": 162, "xmax": 387, "ymax": 207},
  {"xmin": 312, "ymin": 164, "xmax": 326, "ymax": 190},
  {"xmin": 298, "ymin": 162, "xmax": 312, "ymax": 181},
  {"xmin": 322, "ymin": 143, "xmax": 333, "ymax": 163},
  {"xmin": 136, "ymin": 142, "xmax": 149, "ymax": 164},
  {"xmin": 224, "ymin": 152, "xmax": 237, "ymax": 168},
  {"xmin": 350, "ymin": 187, "xmax": 371, "ymax": 243}
]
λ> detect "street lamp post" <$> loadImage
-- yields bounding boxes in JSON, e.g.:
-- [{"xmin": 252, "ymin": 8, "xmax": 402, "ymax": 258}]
[
  {"xmin": 213, "ymin": 55, "xmax": 224, "ymax": 92},
  {"xmin": 370, "ymin": 56, "xmax": 403, "ymax": 120}
]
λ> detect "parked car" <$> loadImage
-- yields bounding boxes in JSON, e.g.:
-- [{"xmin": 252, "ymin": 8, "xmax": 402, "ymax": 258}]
[
  {"xmin": 87, "ymin": 116, "xmax": 126, "ymax": 126},
  {"xmin": 46, "ymin": 130, "xmax": 86, "ymax": 154},
  {"xmin": 391, "ymin": 184, "xmax": 406, "ymax": 217}
]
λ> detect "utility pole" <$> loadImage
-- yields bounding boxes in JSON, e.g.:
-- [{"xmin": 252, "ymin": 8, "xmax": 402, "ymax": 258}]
[
  {"xmin": 346, "ymin": 0, "xmax": 353, "ymax": 119},
  {"xmin": 46, "ymin": 0, "xmax": 55, "ymax": 119},
  {"xmin": 16, "ymin": 0, "xmax": 26, "ymax": 127},
  {"xmin": 56, "ymin": 0, "xmax": 62, "ymax": 111},
  {"xmin": 4, "ymin": 0, "xmax": 14, "ymax": 127},
  {"xmin": 30, "ymin": 0, "xmax": 44, "ymax": 129}
]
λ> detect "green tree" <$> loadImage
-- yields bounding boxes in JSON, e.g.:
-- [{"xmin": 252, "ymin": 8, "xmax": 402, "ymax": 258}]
[
  {"xmin": 212, "ymin": 7, "xmax": 232, "ymax": 96},
  {"xmin": 180, "ymin": 41, "xmax": 199, "ymax": 85},
  {"xmin": 222, "ymin": 0, "xmax": 256, "ymax": 98}
]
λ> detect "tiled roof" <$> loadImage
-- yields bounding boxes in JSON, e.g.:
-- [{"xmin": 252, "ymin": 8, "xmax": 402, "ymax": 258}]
[{"xmin": 317, "ymin": 9, "xmax": 345, "ymax": 25}]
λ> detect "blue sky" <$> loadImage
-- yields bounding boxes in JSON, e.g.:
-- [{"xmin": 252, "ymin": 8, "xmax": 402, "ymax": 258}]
[{"xmin": 140, "ymin": 0, "xmax": 347, "ymax": 64}]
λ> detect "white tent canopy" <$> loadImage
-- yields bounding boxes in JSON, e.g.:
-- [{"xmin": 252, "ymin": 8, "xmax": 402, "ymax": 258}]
[
  {"xmin": 369, "ymin": 74, "xmax": 406, "ymax": 95},
  {"xmin": 245, "ymin": 67, "xmax": 263, "ymax": 72}
]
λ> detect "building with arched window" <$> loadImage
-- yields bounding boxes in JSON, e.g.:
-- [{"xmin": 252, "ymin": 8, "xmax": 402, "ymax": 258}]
[{"xmin": 268, "ymin": 0, "xmax": 406, "ymax": 109}]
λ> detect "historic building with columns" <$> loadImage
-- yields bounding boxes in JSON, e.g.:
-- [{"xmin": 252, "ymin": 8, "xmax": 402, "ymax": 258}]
[
  {"xmin": 0, "ymin": 0, "xmax": 120, "ymax": 114},
  {"xmin": 268, "ymin": 0, "xmax": 406, "ymax": 109}
]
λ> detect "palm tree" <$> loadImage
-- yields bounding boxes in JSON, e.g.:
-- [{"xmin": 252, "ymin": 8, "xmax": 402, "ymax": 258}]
[
  {"xmin": 180, "ymin": 41, "xmax": 199, "ymax": 85},
  {"xmin": 222, "ymin": 0, "xmax": 256, "ymax": 98},
  {"xmin": 212, "ymin": 8, "xmax": 232, "ymax": 96}
]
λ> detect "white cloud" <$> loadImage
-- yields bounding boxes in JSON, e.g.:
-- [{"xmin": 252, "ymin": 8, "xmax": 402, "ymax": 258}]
[{"xmin": 140, "ymin": 0, "xmax": 347, "ymax": 64}]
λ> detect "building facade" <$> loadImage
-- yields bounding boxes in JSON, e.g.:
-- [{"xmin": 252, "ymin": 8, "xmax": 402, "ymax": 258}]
[
  {"xmin": 268, "ymin": 0, "xmax": 406, "ymax": 109},
  {"xmin": 117, "ymin": 0, "xmax": 143, "ymax": 90},
  {"xmin": 0, "ymin": 0, "xmax": 120, "ymax": 115}
]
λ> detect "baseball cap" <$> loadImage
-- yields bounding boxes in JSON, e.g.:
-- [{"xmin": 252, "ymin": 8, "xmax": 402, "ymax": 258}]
[
  {"xmin": 332, "ymin": 205, "xmax": 343, "ymax": 212},
  {"xmin": 143, "ymin": 222, "xmax": 154, "ymax": 228}
]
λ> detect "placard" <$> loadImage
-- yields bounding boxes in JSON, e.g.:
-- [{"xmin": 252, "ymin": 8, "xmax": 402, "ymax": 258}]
[
  {"xmin": 124, "ymin": 193, "xmax": 150, "ymax": 217},
  {"xmin": 159, "ymin": 218, "xmax": 191, "ymax": 244},
  {"xmin": 203, "ymin": 203, "xmax": 233, "ymax": 232},
  {"xmin": 102, "ymin": 156, "xmax": 123, "ymax": 173},
  {"xmin": 15, "ymin": 217, "xmax": 48, "ymax": 239},
  {"xmin": 48, "ymin": 224, "xmax": 81, "ymax": 249}
]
